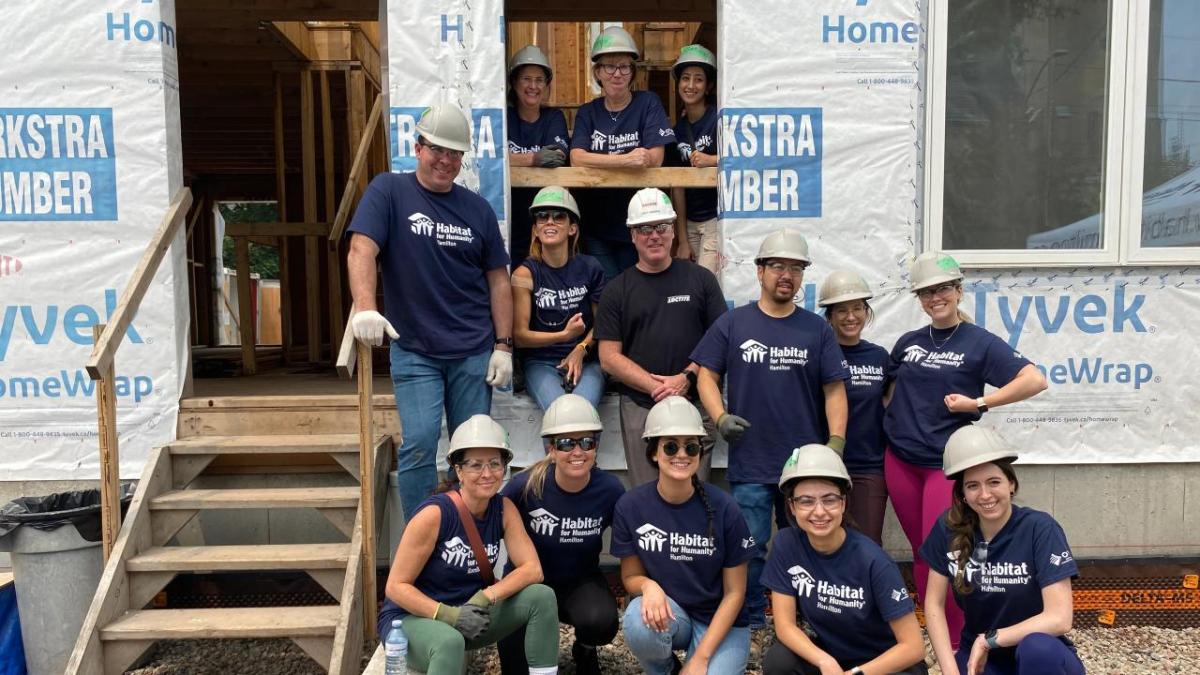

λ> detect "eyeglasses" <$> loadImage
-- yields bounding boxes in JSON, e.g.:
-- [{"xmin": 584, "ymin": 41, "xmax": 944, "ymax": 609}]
[
  {"xmin": 661, "ymin": 440, "xmax": 702, "ymax": 457},
  {"xmin": 534, "ymin": 210, "xmax": 570, "ymax": 224},
  {"xmin": 631, "ymin": 222, "xmax": 672, "ymax": 236},
  {"xmin": 457, "ymin": 459, "xmax": 506, "ymax": 475},
  {"xmin": 598, "ymin": 63, "xmax": 634, "ymax": 76},
  {"xmin": 916, "ymin": 282, "xmax": 959, "ymax": 301},
  {"xmin": 518, "ymin": 76, "xmax": 547, "ymax": 87},
  {"xmin": 554, "ymin": 436, "xmax": 598, "ymax": 452},
  {"xmin": 418, "ymin": 140, "xmax": 465, "ymax": 161},
  {"xmin": 764, "ymin": 261, "xmax": 807, "ymax": 276},
  {"xmin": 788, "ymin": 494, "xmax": 845, "ymax": 512}
]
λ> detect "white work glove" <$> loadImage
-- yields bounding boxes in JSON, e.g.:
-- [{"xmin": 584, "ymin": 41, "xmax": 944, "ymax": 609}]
[
  {"xmin": 486, "ymin": 349, "xmax": 513, "ymax": 388},
  {"xmin": 350, "ymin": 310, "xmax": 398, "ymax": 346}
]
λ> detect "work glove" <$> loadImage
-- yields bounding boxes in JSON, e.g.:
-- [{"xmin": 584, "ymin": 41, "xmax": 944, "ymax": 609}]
[
  {"xmin": 434, "ymin": 602, "xmax": 491, "ymax": 640},
  {"xmin": 349, "ymin": 310, "xmax": 398, "ymax": 346},
  {"xmin": 486, "ymin": 349, "xmax": 513, "ymax": 388},
  {"xmin": 717, "ymin": 413, "xmax": 751, "ymax": 444},
  {"xmin": 467, "ymin": 590, "xmax": 494, "ymax": 608},
  {"xmin": 533, "ymin": 146, "xmax": 566, "ymax": 168},
  {"xmin": 827, "ymin": 435, "xmax": 846, "ymax": 455}
]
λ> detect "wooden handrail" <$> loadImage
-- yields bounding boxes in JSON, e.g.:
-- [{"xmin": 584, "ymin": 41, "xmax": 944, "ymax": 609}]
[
  {"xmin": 329, "ymin": 93, "xmax": 383, "ymax": 243},
  {"xmin": 87, "ymin": 188, "xmax": 194, "ymax": 380},
  {"xmin": 510, "ymin": 166, "xmax": 718, "ymax": 189},
  {"xmin": 355, "ymin": 339, "xmax": 377, "ymax": 640},
  {"xmin": 335, "ymin": 303, "xmax": 358, "ymax": 378}
]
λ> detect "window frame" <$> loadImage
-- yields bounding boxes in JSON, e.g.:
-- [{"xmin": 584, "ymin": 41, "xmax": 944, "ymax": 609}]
[{"xmin": 924, "ymin": 0, "xmax": 1197, "ymax": 266}]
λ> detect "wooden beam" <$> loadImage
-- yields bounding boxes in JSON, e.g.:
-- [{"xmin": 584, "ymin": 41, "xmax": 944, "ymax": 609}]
[
  {"xmin": 91, "ymin": 325, "xmax": 121, "ymax": 563},
  {"xmin": 265, "ymin": 21, "xmax": 316, "ymax": 61},
  {"xmin": 301, "ymin": 70, "xmax": 322, "ymax": 363},
  {"xmin": 346, "ymin": 68, "xmax": 368, "ymax": 195},
  {"xmin": 356, "ymin": 340, "xmax": 377, "ymax": 641},
  {"xmin": 87, "ymin": 188, "xmax": 192, "ymax": 379},
  {"xmin": 504, "ymin": 0, "xmax": 716, "ymax": 23},
  {"xmin": 322, "ymin": 71, "xmax": 346, "ymax": 353},
  {"xmin": 235, "ymin": 237, "xmax": 257, "ymax": 375},
  {"xmin": 335, "ymin": 302, "xmax": 357, "ymax": 379},
  {"xmin": 329, "ymin": 93, "xmax": 382, "ymax": 242},
  {"xmin": 274, "ymin": 72, "xmax": 294, "ymax": 364},
  {"xmin": 509, "ymin": 166, "xmax": 718, "ymax": 188},
  {"xmin": 226, "ymin": 221, "xmax": 331, "ymax": 237}
]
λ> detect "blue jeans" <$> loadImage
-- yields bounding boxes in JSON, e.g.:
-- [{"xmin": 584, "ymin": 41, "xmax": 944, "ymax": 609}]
[
  {"xmin": 729, "ymin": 481, "xmax": 790, "ymax": 628},
  {"xmin": 390, "ymin": 343, "xmax": 492, "ymax": 519},
  {"xmin": 955, "ymin": 633, "xmax": 1085, "ymax": 675},
  {"xmin": 522, "ymin": 358, "xmax": 605, "ymax": 411},
  {"xmin": 582, "ymin": 236, "xmax": 638, "ymax": 281},
  {"xmin": 623, "ymin": 595, "xmax": 750, "ymax": 675}
]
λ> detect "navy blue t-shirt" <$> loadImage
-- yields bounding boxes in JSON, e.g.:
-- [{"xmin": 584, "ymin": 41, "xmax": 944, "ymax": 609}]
[
  {"xmin": 518, "ymin": 255, "xmax": 607, "ymax": 363},
  {"xmin": 348, "ymin": 172, "xmax": 510, "ymax": 358},
  {"xmin": 501, "ymin": 465, "xmax": 625, "ymax": 586},
  {"xmin": 920, "ymin": 505, "xmax": 1079, "ymax": 651},
  {"xmin": 506, "ymin": 105, "xmax": 570, "ymax": 154},
  {"xmin": 673, "ymin": 106, "xmax": 719, "ymax": 222},
  {"xmin": 841, "ymin": 340, "xmax": 891, "ymax": 475},
  {"xmin": 690, "ymin": 304, "xmax": 851, "ymax": 484},
  {"xmin": 377, "ymin": 492, "xmax": 505, "ymax": 634},
  {"xmin": 884, "ymin": 323, "xmax": 1032, "ymax": 468},
  {"xmin": 762, "ymin": 527, "xmax": 915, "ymax": 664},
  {"xmin": 612, "ymin": 482, "xmax": 756, "ymax": 626}
]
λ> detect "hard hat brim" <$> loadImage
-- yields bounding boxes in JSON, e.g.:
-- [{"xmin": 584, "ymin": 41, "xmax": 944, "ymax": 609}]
[
  {"xmin": 910, "ymin": 273, "xmax": 964, "ymax": 292},
  {"xmin": 541, "ymin": 421, "xmax": 603, "ymax": 436},
  {"xmin": 818, "ymin": 290, "xmax": 874, "ymax": 307},
  {"xmin": 641, "ymin": 425, "xmax": 705, "ymax": 440},
  {"xmin": 943, "ymin": 449, "xmax": 1019, "ymax": 478}
]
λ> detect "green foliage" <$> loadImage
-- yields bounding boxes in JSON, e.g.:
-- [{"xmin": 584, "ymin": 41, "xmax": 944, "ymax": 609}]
[{"xmin": 219, "ymin": 202, "xmax": 280, "ymax": 280}]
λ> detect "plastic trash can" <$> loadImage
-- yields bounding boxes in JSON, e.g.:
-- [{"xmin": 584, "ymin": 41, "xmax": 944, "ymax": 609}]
[{"xmin": 0, "ymin": 487, "xmax": 133, "ymax": 675}]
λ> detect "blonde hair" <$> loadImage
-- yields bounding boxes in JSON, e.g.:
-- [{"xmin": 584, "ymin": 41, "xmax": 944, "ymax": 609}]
[{"xmin": 519, "ymin": 441, "xmax": 557, "ymax": 500}]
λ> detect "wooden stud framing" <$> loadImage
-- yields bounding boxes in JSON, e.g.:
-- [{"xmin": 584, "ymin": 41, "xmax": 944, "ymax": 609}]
[
  {"xmin": 235, "ymin": 236, "xmax": 257, "ymax": 374},
  {"xmin": 92, "ymin": 324, "xmax": 121, "ymax": 562},
  {"xmin": 330, "ymin": 94, "xmax": 382, "ymax": 242},
  {"xmin": 274, "ymin": 72, "xmax": 295, "ymax": 363},
  {"xmin": 510, "ymin": 166, "xmax": 718, "ymax": 188},
  {"xmin": 301, "ymin": 69, "xmax": 322, "ymax": 362},
  {"xmin": 321, "ymin": 71, "xmax": 346, "ymax": 350}
]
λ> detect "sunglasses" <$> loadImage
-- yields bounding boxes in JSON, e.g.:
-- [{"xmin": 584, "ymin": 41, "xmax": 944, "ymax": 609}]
[
  {"xmin": 554, "ymin": 436, "xmax": 598, "ymax": 452},
  {"xmin": 534, "ymin": 210, "xmax": 570, "ymax": 224},
  {"xmin": 418, "ymin": 140, "xmax": 464, "ymax": 161},
  {"xmin": 631, "ymin": 222, "xmax": 672, "ymax": 236},
  {"xmin": 661, "ymin": 440, "xmax": 702, "ymax": 457}
]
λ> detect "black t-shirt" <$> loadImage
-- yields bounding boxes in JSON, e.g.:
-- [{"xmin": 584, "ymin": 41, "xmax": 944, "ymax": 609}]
[{"xmin": 594, "ymin": 260, "xmax": 727, "ymax": 407}]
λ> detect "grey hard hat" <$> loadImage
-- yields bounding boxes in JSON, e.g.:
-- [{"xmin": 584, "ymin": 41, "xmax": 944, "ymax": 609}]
[
  {"xmin": 509, "ymin": 44, "xmax": 553, "ymax": 82},
  {"xmin": 818, "ymin": 269, "xmax": 873, "ymax": 307},
  {"xmin": 448, "ymin": 414, "xmax": 513, "ymax": 466},
  {"xmin": 672, "ymin": 44, "xmax": 717, "ymax": 80},
  {"xmin": 591, "ymin": 26, "xmax": 640, "ymax": 61},
  {"xmin": 529, "ymin": 186, "xmax": 581, "ymax": 222},
  {"xmin": 755, "ymin": 228, "xmax": 811, "ymax": 265},
  {"xmin": 910, "ymin": 251, "xmax": 964, "ymax": 291},
  {"xmin": 942, "ymin": 426, "xmax": 1018, "ymax": 477},
  {"xmin": 541, "ymin": 394, "xmax": 602, "ymax": 436},
  {"xmin": 415, "ymin": 103, "xmax": 472, "ymax": 153},
  {"xmin": 777, "ymin": 444, "xmax": 851, "ymax": 491}
]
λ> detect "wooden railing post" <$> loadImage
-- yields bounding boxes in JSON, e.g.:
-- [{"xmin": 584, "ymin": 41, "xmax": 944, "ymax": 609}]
[
  {"xmin": 92, "ymin": 324, "xmax": 121, "ymax": 562},
  {"xmin": 356, "ymin": 339, "xmax": 377, "ymax": 640}
]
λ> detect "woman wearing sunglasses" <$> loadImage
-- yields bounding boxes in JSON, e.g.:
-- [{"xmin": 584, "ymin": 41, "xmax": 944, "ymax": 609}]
[
  {"xmin": 512, "ymin": 186, "xmax": 607, "ymax": 410},
  {"xmin": 920, "ymin": 426, "xmax": 1083, "ymax": 675},
  {"xmin": 569, "ymin": 26, "xmax": 675, "ymax": 280},
  {"xmin": 612, "ymin": 396, "xmax": 755, "ymax": 675},
  {"xmin": 497, "ymin": 394, "xmax": 625, "ymax": 675},
  {"xmin": 885, "ymin": 252, "xmax": 1048, "ymax": 648},
  {"xmin": 761, "ymin": 444, "xmax": 926, "ymax": 675},
  {"xmin": 379, "ymin": 415, "xmax": 560, "ymax": 674}
]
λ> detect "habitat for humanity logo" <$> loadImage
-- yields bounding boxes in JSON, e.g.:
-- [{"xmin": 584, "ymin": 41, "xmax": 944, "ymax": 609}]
[
  {"xmin": 406, "ymin": 211, "xmax": 474, "ymax": 248},
  {"xmin": 409, "ymin": 212, "xmax": 435, "ymax": 236},
  {"xmin": 441, "ymin": 536, "xmax": 473, "ymax": 567},
  {"xmin": 788, "ymin": 565, "xmax": 816, "ymax": 597},
  {"xmin": 390, "ymin": 106, "xmax": 505, "ymax": 219},
  {"xmin": 637, "ymin": 524, "xmax": 668, "ymax": 552},
  {"xmin": 740, "ymin": 339, "xmax": 768, "ymax": 363},
  {"xmin": 720, "ymin": 108, "xmax": 822, "ymax": 219},
  {"xmin": 901, "ymin": 345, "xmax": 927, "ymax": 363},
  {"xmin": 534, "ymin": 288, "xmax": 558, "ymax": 309},
  {"xmin": 590, "ymin": 130, "xmax": 607, "ymax": 151},
  {"xmin": 529, "ymin": 508, "xmax": 560, "ymax": 536},
  {"xmin": 0, "ymin": 109, "xmax": 118, "ymax": 221}
]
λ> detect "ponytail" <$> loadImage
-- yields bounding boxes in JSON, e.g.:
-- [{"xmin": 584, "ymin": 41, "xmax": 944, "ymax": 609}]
[
  {"xmin": 690, "ymin": 475, "xmax": 715, "ymax": 539},
  {"xmin": 520, "ymin": 444, "xmax": 556, "ymax": 501}
]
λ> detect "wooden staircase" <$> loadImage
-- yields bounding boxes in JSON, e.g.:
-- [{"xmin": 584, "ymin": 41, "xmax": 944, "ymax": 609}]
[{"xmin": 65, "ymin": 432, "xmax": 391, "ymax": 675}]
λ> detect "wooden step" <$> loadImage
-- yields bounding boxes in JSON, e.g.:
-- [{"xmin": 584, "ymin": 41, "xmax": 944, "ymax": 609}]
[
  {"xmin": 99, "ymin": 606, "xmax": 339, "ymax": 641},
  {"xmin": 168, "ymin": 434, "xmax": 387, "ymax": 455},
  {"xmin": 127, "ymin": 544, "xmax": 352, "ymax": 572},
  {"xmin": 149, "ymin": 487, "xmax": 359, "ymax": 511}
]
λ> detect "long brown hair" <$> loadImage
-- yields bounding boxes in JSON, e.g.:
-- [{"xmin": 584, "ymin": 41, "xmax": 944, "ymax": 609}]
[
  {"xmin": 526, "ymin": 214, "xmax": 580, "ymax": 264},
  {"xmin": 947, "ymin": 459, "xmax": 1019, "ymax": 595},
  {"xmin": 645, "ymin": 438, "xmax": 714, "ymax": 538}
]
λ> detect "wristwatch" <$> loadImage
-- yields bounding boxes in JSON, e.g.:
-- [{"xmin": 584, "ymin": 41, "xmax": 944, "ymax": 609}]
[
  {"xmin": 494, "ymin": 337, "xmax": 513, "ymax": 348},
  {"xmin": 684, "ymin": 370, "xmax": 698, "ymax": 388},
  {"xmin": 985, "ymin": 629, "xmax": 1000, "ymax": 649},
  {"xmin": 848, "ymin": 668, "xmax": 863, "ymax": 675},
  {"xmin": 976, "ymin": 396, "xmax": 989, "ymax": 413}
]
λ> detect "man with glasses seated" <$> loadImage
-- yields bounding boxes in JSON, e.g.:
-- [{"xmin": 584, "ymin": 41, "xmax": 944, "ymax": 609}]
[
  {"xmin": 689, "ymin": 227, "xmax": 850, "ymax": 649},
  {"xmin": 348, "ymin": 102, "xmax": 514, "ymax": 520},
  {"xmin": 595, "ymin": 188, "xmax": 726, "ymax": 487}
]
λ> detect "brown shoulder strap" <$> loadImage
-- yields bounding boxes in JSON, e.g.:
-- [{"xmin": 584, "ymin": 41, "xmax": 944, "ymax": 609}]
[{"xmin": 446, "ymin": 489, "xmax": 496, "ymax": 586}]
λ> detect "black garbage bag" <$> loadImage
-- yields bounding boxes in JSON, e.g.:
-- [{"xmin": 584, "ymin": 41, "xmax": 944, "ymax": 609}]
[{"xmin": 0, "ymin": 483, "xmax": 135, "ymax": 542}]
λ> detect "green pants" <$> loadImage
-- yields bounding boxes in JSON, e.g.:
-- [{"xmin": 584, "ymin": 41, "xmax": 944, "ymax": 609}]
[{"xmin": 402, "ymin": 584, "xmax": 558, "ymax": 674}]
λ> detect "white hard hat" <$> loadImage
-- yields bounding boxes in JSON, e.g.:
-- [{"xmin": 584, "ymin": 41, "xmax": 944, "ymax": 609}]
[
  {"xmin": 529, "ymin": 186, "xmax": 580, "ymax": 222},
  {"xmin": 509, "ymin": 44, "xmax": 553, "ymax": 82},
  {"xmin": 541, "ymin": 394, "xmax": 602, "ymax": 436},
  {"xmin": 672, "ymin": 44, "xmax": 716, "ymax": 80},
  {"xmin": 642, "ymin": 396, "xmax": 705, "ymax": 439},
  {"xmin": 591, "ymin": 26, "xmax": 640, "ymax": 61},
  {"xmin": 626, "ymin": 187, "xmax": 676, "ymax": 226},
  {"xmin": 942, "ymin": 426, "xmax": 1018, "ymax": 477},
  {"xmin": 910, "ymin": 251, "xmax": 964, "ymax": 291},
  {"xmin": 415, "ymin": 103, "xmax": 472, "ymax": 153},
  {"xmin": 755, "ymin": 228, "xmax": 811, "ymax": 265},
  {"xmin": 777, "ymin": 444, "xmax": 851, "ymax": 491},
  {"xmin": 448, "ymin": 414, "xmax": 513, "ymax": 466},
  {"xmin": 818, "ymin": 269, "xmax": 873, "ymax": 307}
]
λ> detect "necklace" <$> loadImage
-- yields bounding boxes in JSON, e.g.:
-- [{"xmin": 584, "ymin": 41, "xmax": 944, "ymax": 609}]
[
  {"xmin": 605, "ymin": 96, "xmax": 631, "ymax": 123},
  {"xmin": 929, "ymin": 322, "xmax": 961, "ymax": 350}
]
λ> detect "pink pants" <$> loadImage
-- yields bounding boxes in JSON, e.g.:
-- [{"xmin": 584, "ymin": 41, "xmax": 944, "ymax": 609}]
[{"xmin": 884, "ymin": 448, "xmax": 964, "ymax": 648}]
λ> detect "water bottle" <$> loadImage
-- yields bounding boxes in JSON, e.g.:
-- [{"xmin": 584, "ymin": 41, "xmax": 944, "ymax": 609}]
[{"xmin": 384, "ymin": 619, "xmax": 408, "ymax": 675}]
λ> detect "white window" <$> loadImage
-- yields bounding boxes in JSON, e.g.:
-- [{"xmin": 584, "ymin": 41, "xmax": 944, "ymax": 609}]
[{"xmin": 924, "ymin": 0, "xmax": 1200, "ymax": 265}]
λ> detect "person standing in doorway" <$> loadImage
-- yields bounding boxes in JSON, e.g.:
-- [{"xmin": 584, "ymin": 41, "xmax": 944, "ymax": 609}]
[
  {"xmin": 595, "ymin": 188, "xmax": 726, "ymax": 487},
  {"xmin": 670, "ymin": 44, "xmax": 721, "ymax": 274},
  {"xmin": 347, "ymin": 102, "xmax": 514, "ymax": 519}
]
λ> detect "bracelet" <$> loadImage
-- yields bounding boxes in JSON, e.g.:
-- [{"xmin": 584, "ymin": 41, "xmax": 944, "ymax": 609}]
[{"xmin": 575, "ymin": 341, "xmax": 590, "ymax": 352}]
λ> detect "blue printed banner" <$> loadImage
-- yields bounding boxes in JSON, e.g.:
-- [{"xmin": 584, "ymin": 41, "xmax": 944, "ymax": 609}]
[
  {"xmin": 0, "ymin": 108, "xmax": 118, "ymax": 221},
  {"xmin": 719, "ymin": 107, "xmax": 823, "ymax": 219}
]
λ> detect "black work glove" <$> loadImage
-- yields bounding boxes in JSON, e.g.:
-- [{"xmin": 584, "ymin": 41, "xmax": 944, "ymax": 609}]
[
  {"xmin": 717, "ymin": 413, "xmax": 751, "ymax": 443},
  {"xmin": 533, "ymin": 146, "xmax": 566, "ymax": 168}
]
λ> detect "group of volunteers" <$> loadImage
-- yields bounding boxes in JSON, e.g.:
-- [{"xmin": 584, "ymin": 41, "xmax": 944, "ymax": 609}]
[{"xmin": 345, "ymin": 25, "xmax": 1085, "ymax": 675}]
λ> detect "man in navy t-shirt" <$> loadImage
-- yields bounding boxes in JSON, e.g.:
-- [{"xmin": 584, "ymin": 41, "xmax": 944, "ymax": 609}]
[
  {"xmin": 692, "ymin": 228, "xmax": 850, "ymax": 629},
  {"xmin": 347, "ymin": 102, "xmax": 513, "ymax": 519}
]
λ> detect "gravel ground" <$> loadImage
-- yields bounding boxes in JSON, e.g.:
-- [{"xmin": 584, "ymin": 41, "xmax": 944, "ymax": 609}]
[{"xmin": 125, "ymin": 622, "xmax": 1200, "ymax": 674}]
